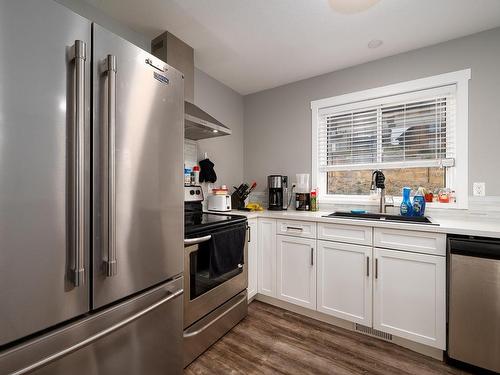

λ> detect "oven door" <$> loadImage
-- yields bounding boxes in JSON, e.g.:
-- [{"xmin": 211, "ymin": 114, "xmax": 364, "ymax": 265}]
[{"xmin": 184, "ymin": 223, "xmax": 248, "ymax": 328}]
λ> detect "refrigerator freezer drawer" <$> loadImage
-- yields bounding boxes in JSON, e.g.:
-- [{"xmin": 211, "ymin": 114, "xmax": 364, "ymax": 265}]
[{"xmin": 0, "ymin": 278, "xmax": 183, "ymax": 375}]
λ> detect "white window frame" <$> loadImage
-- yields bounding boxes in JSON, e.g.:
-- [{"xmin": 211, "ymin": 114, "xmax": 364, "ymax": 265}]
[{"xmin": 311, "ymin": 69, "xmax": 470, "ymax": 209}]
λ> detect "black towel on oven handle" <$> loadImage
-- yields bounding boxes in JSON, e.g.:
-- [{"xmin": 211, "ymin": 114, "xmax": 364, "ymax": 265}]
[{"xmin": 209, "ymin": 225, "xmax": 246, "ymax": 279}]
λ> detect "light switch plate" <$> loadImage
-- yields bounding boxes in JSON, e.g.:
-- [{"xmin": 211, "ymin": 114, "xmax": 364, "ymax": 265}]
[{"xmin": 473, "ymin": 182, "xmax": 486, "ymax": 197}]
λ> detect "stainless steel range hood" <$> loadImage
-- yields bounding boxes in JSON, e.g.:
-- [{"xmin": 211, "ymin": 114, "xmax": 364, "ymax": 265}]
[
  {"xmin": 152, "ymin": 32, "xmax": 231, "ymax": 141},
  {"xmin": 185, "ymin": 101, "xmax": 231, "ymax": 140}
]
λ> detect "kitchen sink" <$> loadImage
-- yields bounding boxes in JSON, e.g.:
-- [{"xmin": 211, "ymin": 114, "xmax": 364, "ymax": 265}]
[{"xmin": 323, "ymin": 211, "xmax": 438, "ymax": 225}]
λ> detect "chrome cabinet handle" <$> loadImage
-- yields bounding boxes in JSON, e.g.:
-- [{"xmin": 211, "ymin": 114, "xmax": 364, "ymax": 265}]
[
  {"xmin": 310, "ymin": 248, "xmax": 314, "ymax": 266},
  {"xmin": 247, "ymin": 225, "xmax": 251, "ymax": 243},
  {"xmin": 11, "ymin": 289, "xmax": 183, "ymax": 375},
  {"xmin": 375, "ymin": 258, "xmax": 378, "ymax": 279},
  {"xmin": 287, "ymin": 226, "xmax": 303, "ymax": 231},
  {"xmin": 70, "ymin": 40, "xmax": 86, "ymax": 287},
  {"xmin": 104, "ymin": 55, "xmax": 117, "ymax": 277},
  {"xmin": 367, "ymin": 256, "xmax": 370, "ymax": 277},
  {"xmin": 184, "ymin": 235, "xmax": 212, "ymax": 246}
]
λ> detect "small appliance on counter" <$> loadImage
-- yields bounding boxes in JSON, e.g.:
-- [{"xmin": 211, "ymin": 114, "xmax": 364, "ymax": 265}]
[
  {"xmin": 268, "ymin": 175, "xmax": 289, "ymax": 210},
  {"xmin": 295, "ymin": 173, "xmax": 310, "ymax": 211},
  {"xmin": 208, "ymin": 194, "xmax": 231, "ymax": 212}
]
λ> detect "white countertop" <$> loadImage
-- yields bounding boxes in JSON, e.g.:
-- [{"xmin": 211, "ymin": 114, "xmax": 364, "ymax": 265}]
[{"xmin": 210, "ymin": 209, "xmax": 500, "ymax": 238}]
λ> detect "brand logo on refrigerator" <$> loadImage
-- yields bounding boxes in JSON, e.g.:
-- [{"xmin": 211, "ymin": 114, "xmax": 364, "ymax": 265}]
[{"xmin": 154, "ymin": 72, "xmax": 169, "ymax": 85}]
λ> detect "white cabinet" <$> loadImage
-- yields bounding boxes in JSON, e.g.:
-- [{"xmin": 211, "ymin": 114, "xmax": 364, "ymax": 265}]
[
  {"xmin": 318, "ymin": 223, "xmax": 372, "ymax": 246},
  {"xmin": 276, "ymin": 235, "xmax": 316, "ymax": 309},
  {"xmin": 247, "ymin": 218, "xmax": 258, "ymax": 300},
  {"xmin": 257, "ymin": 218, "xmax": 277, "ymax": 297},
  {"xmin": 276, "ymin": 219, "xmax": 316, "ymax": 239},
  {"xmin": 373, "ymin": 228, "xmax": 446, "ymax": 256},
  {"xmin": 373, "ymin": 247, "xmax": 446, "ymax": 349},
  {"xmin": 317, "ymin": 240, "xmax": 372, "ymax": 325}
]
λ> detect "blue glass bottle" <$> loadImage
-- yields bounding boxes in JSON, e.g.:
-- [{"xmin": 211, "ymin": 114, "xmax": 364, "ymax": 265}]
[{"xmin": 400, "ymin": 187, "xmax": 413, "ymax": 216}]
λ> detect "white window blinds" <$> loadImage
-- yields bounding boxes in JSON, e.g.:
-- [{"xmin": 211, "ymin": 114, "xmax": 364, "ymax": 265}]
[{"xmin": 317, "ymin": 85, "xmax": 456, "ymax": 171}]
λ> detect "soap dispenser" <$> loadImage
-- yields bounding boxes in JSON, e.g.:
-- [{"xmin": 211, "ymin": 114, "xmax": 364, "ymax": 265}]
[
  {"xmin": 412, "ymin": 187, "xmax": 426, "ymax": 217},
  {"xmin": 400, "ymin": 187, "xmax": 413, "ymax": 216}
]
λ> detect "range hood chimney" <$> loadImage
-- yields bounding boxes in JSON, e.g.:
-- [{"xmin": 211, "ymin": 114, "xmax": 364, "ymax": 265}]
[{"xmin": 151, "ymin": 32, "xmax": 231, "ymax": 140}]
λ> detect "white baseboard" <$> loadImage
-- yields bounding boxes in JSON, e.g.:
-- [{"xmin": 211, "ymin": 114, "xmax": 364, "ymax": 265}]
[{"xmin": 254, "ymin": 294, "xmax": 443, "ymax": 361}]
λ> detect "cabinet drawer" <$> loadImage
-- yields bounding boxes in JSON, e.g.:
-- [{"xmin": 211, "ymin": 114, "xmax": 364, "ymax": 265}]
[
  {"xmin": 276, "ymin": 220, "xmax": 316, "ymax": 239},
  {"xmin": 373, "ymin": 228, "xmax": 446, "ymax": 256},
  {"xmin": 317, "ymin": 223, "xmax": 372, "ymax": 246}
]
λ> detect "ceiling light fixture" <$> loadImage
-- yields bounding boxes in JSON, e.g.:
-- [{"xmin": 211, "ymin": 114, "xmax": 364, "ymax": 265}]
[
  {"xmin": 328, "ymin": 0, "xmax": 380, "ymax": 14},
  {"xmin": 368, "ymin": 39, "xmax": 383, "ymax": 49}
]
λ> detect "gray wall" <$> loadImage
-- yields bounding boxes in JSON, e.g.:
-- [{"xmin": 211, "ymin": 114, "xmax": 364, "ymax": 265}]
[
  {"xmin": 195, "ymin": 68, "xmax": 245, "ymax": 189},
  {"xmin": 244, "ymin": 27, "xmax": 500, "ymax": 196},
  {"xmin": 56, "ymin": 0, "xmax": 245, "ymax": 189},
  {"xmin": 54, "ymin": 0, "xmax": 151, "ymax": 50}
]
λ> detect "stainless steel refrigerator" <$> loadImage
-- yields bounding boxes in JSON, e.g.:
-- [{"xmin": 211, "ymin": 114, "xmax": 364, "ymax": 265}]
[{"xmin": 0, "ymin": 1, "xmax": 184, "ymax": 374}]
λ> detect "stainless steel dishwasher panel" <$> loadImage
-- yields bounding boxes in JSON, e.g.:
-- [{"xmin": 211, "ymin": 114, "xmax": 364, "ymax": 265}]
[{"xmin": 448, "ymin": 249, "xmax": 500, "ymax": 373}]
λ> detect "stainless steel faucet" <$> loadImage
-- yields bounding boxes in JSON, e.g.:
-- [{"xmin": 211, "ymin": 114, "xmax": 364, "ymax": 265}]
[{"xmin": 371, "ymin": 170, "xmax": 394, "ymax": 214}]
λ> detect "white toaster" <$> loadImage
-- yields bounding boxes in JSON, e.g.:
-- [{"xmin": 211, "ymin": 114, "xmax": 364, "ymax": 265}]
[{"xmin": 207, "ymin": 195, "xmax": 232, "ymax": 212}]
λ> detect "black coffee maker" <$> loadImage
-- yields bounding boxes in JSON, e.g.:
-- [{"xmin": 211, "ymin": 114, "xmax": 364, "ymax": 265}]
[{"xmin": 268, "ymin": 175, "xmax": 288, "ymax": 210}]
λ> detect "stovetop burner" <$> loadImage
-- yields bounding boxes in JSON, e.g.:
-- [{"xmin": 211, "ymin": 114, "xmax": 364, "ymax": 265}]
[
  {"xmin": 185, "ymin": 211, "xmax": 246, "ymax": 236},
  {"xmin": 184, "ymin": 186, "xmax": 246, "ymax": 237}
]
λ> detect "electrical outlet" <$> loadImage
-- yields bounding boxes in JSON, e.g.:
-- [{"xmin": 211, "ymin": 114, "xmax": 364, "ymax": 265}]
[{"xmin": 473, "ymin": 182, "xmax": 486, "ymax": 197}]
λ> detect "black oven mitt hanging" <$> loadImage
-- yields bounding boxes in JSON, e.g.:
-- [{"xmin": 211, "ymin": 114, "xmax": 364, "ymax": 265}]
[{"xmin": 199, "ymin": 158, "xmax": 217, "ymax": 183}]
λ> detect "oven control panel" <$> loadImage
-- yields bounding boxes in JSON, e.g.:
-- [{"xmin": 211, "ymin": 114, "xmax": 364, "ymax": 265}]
[{"xmin": 184, "ymin": 186, "xmax": 204, "ymax": 202}]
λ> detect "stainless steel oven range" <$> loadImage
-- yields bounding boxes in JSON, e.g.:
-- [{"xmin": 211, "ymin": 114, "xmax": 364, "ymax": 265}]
[{"xmin": 183, "ymin": 186, "xmax": 248, "ymax": 367}]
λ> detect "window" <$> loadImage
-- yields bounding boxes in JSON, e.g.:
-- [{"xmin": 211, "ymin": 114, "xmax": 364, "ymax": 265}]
[{"xmin": 311, "ymin": 70, "xmax": 470, "ymax": 208}]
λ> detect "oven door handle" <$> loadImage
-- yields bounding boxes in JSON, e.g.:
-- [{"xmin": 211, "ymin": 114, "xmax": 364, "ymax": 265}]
[{"xmin": 184, "ymin": 235, "xmax": 212, "ymax": 246}]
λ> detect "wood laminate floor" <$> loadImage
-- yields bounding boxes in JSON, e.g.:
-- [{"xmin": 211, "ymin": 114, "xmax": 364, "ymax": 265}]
[{"xmin": 185, "ymin": 300, "xmax": 472, "ymax": 375}]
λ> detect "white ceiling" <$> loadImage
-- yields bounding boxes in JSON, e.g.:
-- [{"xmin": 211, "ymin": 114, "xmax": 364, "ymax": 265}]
[{"xmin": 85, "ymin": 0, "xmax": 500, "ymax": 95}]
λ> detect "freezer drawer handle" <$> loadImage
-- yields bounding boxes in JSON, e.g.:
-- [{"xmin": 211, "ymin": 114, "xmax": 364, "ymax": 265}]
[
  {"xmin": 103, "ymin": 54, "xmax": 118, "ymax": 277},
  {"xmin": 11, "ymin": 288, "xmax": 183, "ymax": 375},
  {"xmin": 70, "ymin": 40, "xmax": 86, "ymax": 287},
  {"xmin": 184, "ymin": 235, "xmax": 212, "ymax": 246}
]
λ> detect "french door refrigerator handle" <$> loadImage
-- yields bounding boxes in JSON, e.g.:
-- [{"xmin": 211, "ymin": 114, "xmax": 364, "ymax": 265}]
[
  {"xmin": 70, "ymin": 40, "xmax": 86, "ymax": 287},
  {"xmin": 104, "ymin": 55, "xmax": 117, "ymax": 277},
  {"xmin": 10, "ymin": 289, "xmax": 183, "ymax": 375}
]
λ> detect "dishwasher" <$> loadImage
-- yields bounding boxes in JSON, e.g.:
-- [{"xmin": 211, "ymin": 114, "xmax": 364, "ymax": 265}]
[{"xmin": 448, "ymin": 235, "xmax": 500, "ymax": 373}]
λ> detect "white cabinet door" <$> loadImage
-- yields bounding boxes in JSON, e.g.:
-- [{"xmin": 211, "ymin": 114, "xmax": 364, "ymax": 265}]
[
  {"xmin": 247, "ymin": 218, "xmax": 258, "ymax": 300},
  {"xmin": 258, "ymin": 218, "xmax": 277, "ymax": 297},
  {"xmin": 373, "ymin": 248, "xmax": 446, "ymax": 349},
  {"xmin": 317, "ymin": 241, "xmax": 372, "ymax": 325},
  {"xmin": 276, "ymin": 235, "xmax": 316, "ymax": 309}
]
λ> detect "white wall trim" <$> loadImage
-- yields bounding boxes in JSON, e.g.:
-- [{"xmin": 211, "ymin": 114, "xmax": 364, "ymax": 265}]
[
  {"xmin": 311, "ymin": 69, "xmax": 471, "ymax": 209},
  {"xmin": 310, "ymin": 69, "xmax": 471, "ymax": 111}
]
